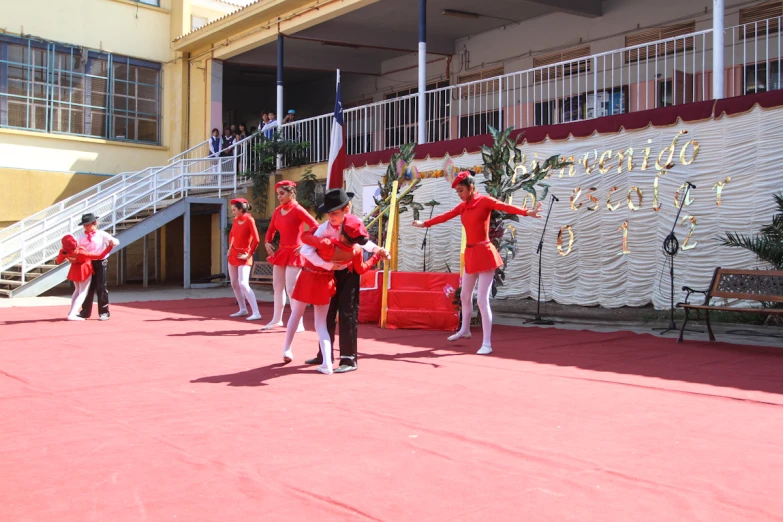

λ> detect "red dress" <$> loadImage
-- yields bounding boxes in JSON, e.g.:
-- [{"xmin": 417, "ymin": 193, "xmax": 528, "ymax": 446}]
[
  {"xmin": 292, "ymin": 238, "xmax": 381, "ymax": 306},
  {"xmin": 423, "ymin": 193, "xmax": 528, "ymax": 274},
  {"xmin": 265, "ymin": 202, "xmax": 318, "ymax": 267},
  {"xmin": 229, "ymin": 216, "xmax": 260, "ymax": 266},
  {"xmin": 56, "ymin": 245, "xmax": 114, "ymax": 282}
]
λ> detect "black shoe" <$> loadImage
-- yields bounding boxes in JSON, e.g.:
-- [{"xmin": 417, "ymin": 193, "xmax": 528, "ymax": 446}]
[
  {"xmin": 334, "ymin": 364, "xmax": 357, "ymax": 374},
  {"xmin": 304, "ymin": 357, "xmax": 323, "ymax": 365}
]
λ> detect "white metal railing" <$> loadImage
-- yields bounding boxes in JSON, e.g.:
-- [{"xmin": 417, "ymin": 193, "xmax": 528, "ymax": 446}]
[{"xmin": 273, "ymin": 17, "xmax": 782, "ymax": 161}]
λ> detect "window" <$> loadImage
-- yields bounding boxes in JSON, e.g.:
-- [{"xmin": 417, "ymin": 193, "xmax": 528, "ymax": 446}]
[
  {"xmin": 135, "ymin": 0, "xmax": 160, "ymax": 6},
  {"xmin": 459, "ymin": 110, "xmax": 500, "ymax": 138},
  {"xmin": 744, "ymin": 60, "xmax": 782, "ymax": 94},
  {"xmin": 739, "ymin": 2, "xmax": 782, "ymax": 39},
  {"xmin": 191, "ymin": 16, "xmax": 208, "ymax": 31},
  {"xmin": 0, "ymin": 34, "xmax": 161, "ymax": 144},
  {"xmin": 383, "ymin": 80, "xmax": 449, "ymax": 148},
  {"xmin": 624, "ymin": 21, "xmax": 696, "ymax": 64},
  {"xmin": 458, "ymin": 66, "xmax": 504, "ymax": 94},
  {"xmin": 533, "ymin": 46, "xmax": 591, "ymax": 83}
]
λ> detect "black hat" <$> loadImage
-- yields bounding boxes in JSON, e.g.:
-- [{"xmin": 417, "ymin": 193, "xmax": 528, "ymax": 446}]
[
  {"xmin": 79, "ymin": 213, "xmax": 98, "ymax": 226},
  {"xmin": 318, "ymin": 188, "xmax": 354, "ymax": 214}
]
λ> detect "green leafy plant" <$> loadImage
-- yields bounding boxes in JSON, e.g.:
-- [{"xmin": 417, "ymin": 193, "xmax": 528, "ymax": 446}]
[
  {"xmin": 719, "ymin": 191, "xmax": 783, "ymax": 270},
  {"xmin": 296, "ymin": 167, "xmax": 319, "ymax": 211},
  {"xmin": 481, "ymin": 125, "xmax": 572, "ymax": 296},
  {"xmin": 244, "ymin": 131, "xmax": 311, "ymax": 218}
]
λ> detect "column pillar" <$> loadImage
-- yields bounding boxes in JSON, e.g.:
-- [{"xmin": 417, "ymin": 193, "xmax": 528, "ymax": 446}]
[
  {"xmin": 417, "ymin": 0, "xmax": 427, "ymax": 145},
  {"xmin": 713, "ymin": 0, "xmax": 725, "ymax": 99}
]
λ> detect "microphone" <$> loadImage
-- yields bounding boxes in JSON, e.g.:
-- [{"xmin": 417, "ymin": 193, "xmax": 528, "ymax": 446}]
[
  {"xmin": 686, "ymin": 181, "xmax": 696, "ymax": 189},
  {"xmin": 551, "ymin": 194, "xmax": 559, "ymax": 202}
]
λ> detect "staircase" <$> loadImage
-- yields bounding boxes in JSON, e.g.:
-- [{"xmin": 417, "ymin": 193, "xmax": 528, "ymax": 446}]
[
  {"xmin": 0, "ymin": 133, "xmax": 264, "ymax": 298},
  {"xmin": 385, "ymin": 272, "xmax": 461, "ymax": 330}
]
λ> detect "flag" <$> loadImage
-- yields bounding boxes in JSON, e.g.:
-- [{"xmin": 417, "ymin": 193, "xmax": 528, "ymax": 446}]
[{"xmin": 326, "ymin": 70, "xmax": 346, "ymax": 189}]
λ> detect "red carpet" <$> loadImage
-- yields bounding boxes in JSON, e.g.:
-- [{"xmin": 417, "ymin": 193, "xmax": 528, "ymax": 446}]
[{"xmin": 2, "ymin": 298, "xmax": 783, "ymax": 520}]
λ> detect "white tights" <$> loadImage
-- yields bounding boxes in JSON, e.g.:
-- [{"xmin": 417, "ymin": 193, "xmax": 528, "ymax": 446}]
[
  {"xmin": 283, "ymin": 299, "xmax": 332, "ymax": 367},
  {"xmin": 457, "ymin": 270, "xmax": 495, "ymax": 347},
  {"xmin": 69, "ymin": 278, "xmax": 91, "ymax": 318},
  {"xmin": 269, "ymin": 265, "xmax": 303, "ymax": 328},
  {"xmin": 228, "ymin": 264, "xmax": 260, "ymax": 316}
]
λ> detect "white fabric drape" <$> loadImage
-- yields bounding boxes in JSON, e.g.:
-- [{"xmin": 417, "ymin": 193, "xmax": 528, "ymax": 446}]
[{"xmin": 346, "ymin": 105, "xmax": 781, "ymax": 309}]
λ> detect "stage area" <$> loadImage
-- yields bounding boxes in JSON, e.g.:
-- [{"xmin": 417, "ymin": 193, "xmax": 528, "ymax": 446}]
[{"xmin": 2, "ymin": 297, "xmax": 783, "ymax": 520}]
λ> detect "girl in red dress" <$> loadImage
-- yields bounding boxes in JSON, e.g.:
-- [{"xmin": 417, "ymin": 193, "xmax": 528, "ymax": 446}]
[
  {"xmin": 413, "ymin": 171, "xmax": 542, "ymax": 355},
  {"xmin": 228, "ymin": 198, "xmax": 262, "ymax": 320},
  {"xmin": 281, "ymin": 215, "xmax": 382, "ymax": 374},
  {"xmin": 262, "ymin": 180, "xmax": 319, "ymax": 331},
  {"xmin": 56, "ymin": 234, "xmax": 114, "ymax": 321}
]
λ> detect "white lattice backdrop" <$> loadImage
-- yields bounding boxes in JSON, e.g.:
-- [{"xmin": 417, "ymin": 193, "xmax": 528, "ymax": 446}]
[{"xmin": 346, "ymin": 105, "xmax": 782, "ymax": 309}]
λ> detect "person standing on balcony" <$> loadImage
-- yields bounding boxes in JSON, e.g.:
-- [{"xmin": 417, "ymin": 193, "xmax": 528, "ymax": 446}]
[
  {"xmin": 261, "ymin": 112, "xmax": 279, "ymax": 139},
  {"xmin": 220, "ymin": 127, "xmax": 235, "ymax": 157},
  {"xmin": 227, "ymin": 198, "xmax": 262, "ymax": 321},
  {"xmin": 209, "ymin": 128, "xmax": 222, "ymax": 157},
  {"xmin": 76, "ymin": 213, "xmax": 120, "ymax": 321},
  {"xmin": 412, "ymin": 171, "xmax": 542, "ymax": 355},
  {"xmin": 262, "ymin": 180, "xmax": 318, "ymax": 332},
  {"xmin": 237, "ymin": 122, "xmax": 248, "ymax": 141},
  {"xmin": 300, "ymin": 189, "xmax": 389, "ymax": 373}
]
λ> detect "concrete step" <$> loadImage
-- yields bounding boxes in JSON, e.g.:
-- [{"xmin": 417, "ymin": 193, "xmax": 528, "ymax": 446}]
[
  {"xmin": 1, "ymin": 270, "xmax": 43, "ymax": 280},
  {"xmin": 0, "ymin": 279, "xmax": 23, "ymax": 287}
]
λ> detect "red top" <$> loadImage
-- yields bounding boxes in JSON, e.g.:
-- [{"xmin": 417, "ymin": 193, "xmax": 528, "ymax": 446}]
[
  {"xmin": 56, "ymin": 245, "xmax": 114, "ymax": 282},
  {"xmin": 301, "ymin": 234, "xmax": 380, "ymax": 275},
  {"xmin": 423, "ymin": 193, "xmax": 528, "ymax": 245},
  {"xmin": 265, "ymin": 202, "xmax": 319, "ymax": 267},
  {"xmin": 229, "ymin": 215, "xmax": 260, "ymax": 266}
]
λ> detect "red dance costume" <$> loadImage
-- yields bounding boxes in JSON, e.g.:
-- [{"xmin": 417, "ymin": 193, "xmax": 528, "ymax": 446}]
[
  {"xmin": 424, "ymin": 193, "xmax": 528, "ymax": 274},
  {"xmin": 56, "ymin": 240, "xmax": 114, "ymax": 282},
  {"xmin": 228, "ymin": 216, "xmax": 260, "ymax": 266},
  {"xmin": 265, "ymin": 201, "xmax": 318, "ymax": 267},
  {"xmin": 292, "ymin": 237, "xmax": 381, "ymax": 306}
]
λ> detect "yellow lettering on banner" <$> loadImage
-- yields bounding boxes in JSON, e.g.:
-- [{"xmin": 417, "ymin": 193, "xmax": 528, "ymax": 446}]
[
  {"xmin": 586, "ymin": 187, "xmax": 599, "ymax": 211},
  {"xmin": 581, "ymin": 150, "xmax": 598, "ymax": 175},
  {"xmin": 570, "ymin": 187, "xmax": 583, "ymax": 211},
  {"xmin": 680, "ymin": 140, "xmax": 700, "ymax": 166},
  {"xmin": 712, "ymin": 176, "xmax": 731, "ymax": 206},
  {"xmin": 559, "ymin": 155, "xmax": 576, "ymax": 178},
  {"xmin": 617, "ymin": 220, "xmax": 631, "ymax": 255},
  {"xmin": 616, "ymin": 147, "xmax": 635, "ymax": 173},
  {"xmin": 627, "ymin": 186, "xmax": 643, "ymax": 211},
  {"xmin": 680, "ymin": 215, "xmax": 698, "ymax": 250},
  {"xmin": 606, "ymin": 186, "xmax": 621, "ymax": 211},
  {"xmin": 653, "ymin": 176, "xmax": 662, "ymax": 211},
  {"xmin": 514, "ymin": 155, "xmax": 528, "ymax": 178},
  {"xmin": 598, "ymin": 150, "xmax": 614, "ymax": 174},
  {"xmin": 642, "ymin": 139, "xmax": 653, "ymax": 170},
  {"xmin": 520, "ymin": 192, "xmax": 537, "ymax": 209},
  {"xmin": 557, "ymin": 225, "xmax": 575, "ymax": 256},
  {"xmin": 656, "ymin": 130, "xmax": 687, "ymax": 172},
  {"xmin": 674, "ymin": 183, "xmax": 695, "ymax": 208}
]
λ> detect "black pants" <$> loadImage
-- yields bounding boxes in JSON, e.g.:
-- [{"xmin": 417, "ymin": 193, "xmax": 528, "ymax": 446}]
[
  {"xmin": 79, "ymin": 259, "xmax": 110, "ymax": 318},
  {"xmin": 315, "ymin": 268, "xmax": 360, "ymax": 367}
]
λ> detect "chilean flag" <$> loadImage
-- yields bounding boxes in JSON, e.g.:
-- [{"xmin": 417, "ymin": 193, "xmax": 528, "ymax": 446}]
[{"xmin": 326, "ymin": 70, "xmax": 346, "ymax": 189}]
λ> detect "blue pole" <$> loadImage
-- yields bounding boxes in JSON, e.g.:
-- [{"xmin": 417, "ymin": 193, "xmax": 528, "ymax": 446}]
[{"xmin": 417, "ymin": 0, "xmax": 426, "ymax": 145}]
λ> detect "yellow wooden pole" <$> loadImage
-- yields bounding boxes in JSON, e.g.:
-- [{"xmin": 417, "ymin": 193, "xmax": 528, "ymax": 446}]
[
  {"xmin": 391, "ymin": 202, "xmax": 400, "ymax": 271},
  {"xmin": 459, "ymin": 226, "xmax": 467, "ymax": 276},
  {"xmin": 363, "ymin": 179, "xmax": 420, "ymax": 229},
  {"xmin": 380, "ymin": 180, "xmax": 399, "ymax": 328}
]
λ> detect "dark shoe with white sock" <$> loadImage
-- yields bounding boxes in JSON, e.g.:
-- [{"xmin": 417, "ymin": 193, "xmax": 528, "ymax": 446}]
[
  {"xmin": 334, "ymin": 356, "xmax": 357, "ymax": 373},
  {"xmin": 304, "ymin": 356, "xmax": 323, "ymax": 365}
]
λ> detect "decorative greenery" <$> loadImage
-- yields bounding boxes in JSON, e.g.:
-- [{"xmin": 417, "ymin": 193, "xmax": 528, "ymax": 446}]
[
  {"xmin": 296, "ymin": 167, "xmax": 323, "ymax": 219},
  {"xmin": 719, "ymin": 191, "xmax": 783, "ymax": 270},
  {"xmin": 244, "ymin": 131, "xmax": 311, "ymax": 218},
  {"xmin": 481, "ymin": 125, "xmax": 572, "ymax": 296}
]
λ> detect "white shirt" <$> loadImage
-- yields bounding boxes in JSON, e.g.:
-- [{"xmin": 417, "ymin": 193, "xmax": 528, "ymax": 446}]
[
  {"xmin": 300, "ymin": 221, "xmax": 378, "ymax": 270},
  {"xmin": 78, "ymin": 229, "xmax": 120, "ymax": 259}
]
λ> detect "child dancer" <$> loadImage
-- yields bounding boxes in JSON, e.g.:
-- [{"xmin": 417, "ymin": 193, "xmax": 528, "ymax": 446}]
[
  {"xmin": 413, "ymin": 171, "xmax": 542, "ymax": 355},
  {"xmin": 227, "ymin": 198, "xmax": 263, "ymax": 320},
  {"xmin": 56, "ymin": 234, "xmax": 114, "ymax": 321},
  {"xmin": 280, "ymin": 215, "xmax": 382, "ymax": 374}
]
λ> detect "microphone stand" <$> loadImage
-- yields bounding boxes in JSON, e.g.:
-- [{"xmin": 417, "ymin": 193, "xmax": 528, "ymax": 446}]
[
  {"xmin": 525, "ymin": 194, "xmax": 557, "ymax": 325},
  {"xmin": 654, "ymin": 181, "xmax": 702, "ymax": 336},
  {"xmin": 421, "ymin": 205, "xmax": 436, "ymax": 272}
]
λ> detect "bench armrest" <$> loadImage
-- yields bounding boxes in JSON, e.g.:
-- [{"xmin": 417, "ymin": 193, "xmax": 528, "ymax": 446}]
[{"xmin": 682, "ymin": 286, "xmax": 710, "ymax": 305}]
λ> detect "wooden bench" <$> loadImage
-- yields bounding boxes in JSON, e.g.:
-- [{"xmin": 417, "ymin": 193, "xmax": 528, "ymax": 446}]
[
  {"xmin": 677, "ymin": 268, "xmax": 783, "ymax": 342},
  {"xmin": 249, "ymin": 261, "xmax": 274, "ymax": 286}
]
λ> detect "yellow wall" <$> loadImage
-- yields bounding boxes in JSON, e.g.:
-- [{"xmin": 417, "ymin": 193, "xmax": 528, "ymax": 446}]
[
  {"xmin": 0, "ymin": 168, "xmax": 109, "ymax": 227},
  {"xmin": 263, "ymin": 162, "xmax": 328, "ymax": 220}
]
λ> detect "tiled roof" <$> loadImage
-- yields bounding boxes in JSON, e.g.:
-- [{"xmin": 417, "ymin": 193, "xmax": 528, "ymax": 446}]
[{"xmin": 175, "ymin": 0, "xmax": 261, "ymax": 41}]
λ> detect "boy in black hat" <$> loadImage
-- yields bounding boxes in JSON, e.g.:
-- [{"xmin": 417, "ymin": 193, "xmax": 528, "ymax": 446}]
[
  {"xmin": 77, "ymin": 213, "xmax": 120, "ymax": 320},
  {"xmin": 299, "ymin": 189, "xmax": 389, "ymax": 373}
]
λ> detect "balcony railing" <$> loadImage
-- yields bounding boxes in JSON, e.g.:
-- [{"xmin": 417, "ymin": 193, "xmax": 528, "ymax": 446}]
[{"xmin": 274, "ymin": 17, "xmax": 782, "ymax": 165}]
